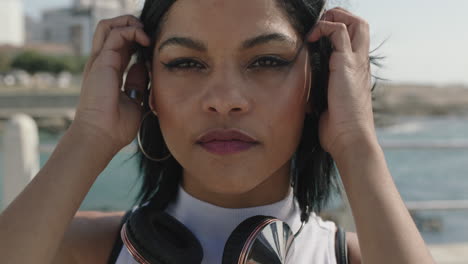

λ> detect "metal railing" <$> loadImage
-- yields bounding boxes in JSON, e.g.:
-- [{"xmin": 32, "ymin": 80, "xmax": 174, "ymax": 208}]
[
  {"xmin": 406, "ymin": 200, "xmax": 468, "ymax": 211},
  {"xmin": 381, "ymin": 140, "xmax": 468, "ymax": 149}
]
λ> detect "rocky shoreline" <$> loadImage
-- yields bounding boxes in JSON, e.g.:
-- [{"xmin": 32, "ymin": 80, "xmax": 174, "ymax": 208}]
[
  {"xmin": 372, "ymin": 82, "xmax": 468, "ymax": 127},
  {"xmin": 373, "ymin": 82, "xmax": 468, "ymax": 115}
]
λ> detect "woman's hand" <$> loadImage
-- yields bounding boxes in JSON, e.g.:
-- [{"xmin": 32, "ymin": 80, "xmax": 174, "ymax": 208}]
[
  {"xmin": 73, "ymin": 15, "xmax": 151, "ymax": 155},
  {"xmin": 308, "ymin": 8, "xmax": 377, "ymax": 161}
]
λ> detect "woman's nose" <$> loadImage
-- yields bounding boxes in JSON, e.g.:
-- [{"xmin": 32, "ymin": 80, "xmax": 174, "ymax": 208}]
[{"xmin": 201, "ymin": 71, "xmax": 251, "ymax": 116}]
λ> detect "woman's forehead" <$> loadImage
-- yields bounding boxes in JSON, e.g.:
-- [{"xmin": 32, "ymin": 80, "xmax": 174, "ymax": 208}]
[{"xmin": 156, "ymin": 0, "xmax": 299, "ymax": 48}]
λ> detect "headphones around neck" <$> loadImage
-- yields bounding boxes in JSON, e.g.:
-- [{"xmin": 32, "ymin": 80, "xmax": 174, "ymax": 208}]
[{"xmin": 120, "ymin": 202, "xmax": 305, "ymax": 264}]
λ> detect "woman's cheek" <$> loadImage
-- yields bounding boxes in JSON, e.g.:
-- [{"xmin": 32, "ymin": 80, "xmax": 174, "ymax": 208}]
[
  {"xmin": 150, "ymin": 78, "xmax": 189, "ymax": 154},
  {"xmin": 271, "ymin": 71, "xmax": 309, "ymax": 147}
]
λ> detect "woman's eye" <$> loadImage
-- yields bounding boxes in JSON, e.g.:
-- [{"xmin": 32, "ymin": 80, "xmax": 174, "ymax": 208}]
[
  {"xmin": 249, "ymin": 56, "xmax": 291, "ymax": 69},
  {"xmin": 161, "ymin": 56, "xmax": 291, "ymax": 72},
  {"xmin": 162, "ymin": 59, "xmax": 205, "ymax": 71}
]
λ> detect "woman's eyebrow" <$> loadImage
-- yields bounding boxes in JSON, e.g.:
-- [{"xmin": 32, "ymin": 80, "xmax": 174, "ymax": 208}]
[
  {"xmin": 158, "ymin": 37, "xmax": 206, "ymax": 52},
  {"xmin": 241, "ymin": 33, "xmax": 296, "ymax": 50},
  {"xmin": 157, "ymin": 33, "xmax": 296, "ymax": 52}
]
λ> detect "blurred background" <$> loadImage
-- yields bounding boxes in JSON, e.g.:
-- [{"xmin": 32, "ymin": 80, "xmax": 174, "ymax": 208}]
[{"xmin": 0, "ymin": 0, "xmax": 467, "ymax": 262}]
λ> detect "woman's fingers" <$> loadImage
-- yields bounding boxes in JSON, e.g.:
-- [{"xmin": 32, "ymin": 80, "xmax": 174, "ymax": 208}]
[
  {"xmin": 83, "ymin": 15, "xmax": 144, "ymax": 78},
  {"xmin": 91, "ymin": 26, "xmax": 150, "ymax": 80},
  {"xmin": 92, "ymin": 15, "xmax": 144, "ymax": 56},
  {"xmin": 74, "ymin": 15, "xmax": 152, "ymax": 152},
  {"xmin": 308, "ymin": 20, "xmax": 353, "ymax": 53},
  {"xmin": 324, "ymin": 8, "xmax": 370, "ymax": 55},
  {"xmin": 123, "ymin": 63, "xmax": 149, "ymax": 106},
  {"xmin": 307, "ymin": 8, "xmax": 370, "ymax": 55}
]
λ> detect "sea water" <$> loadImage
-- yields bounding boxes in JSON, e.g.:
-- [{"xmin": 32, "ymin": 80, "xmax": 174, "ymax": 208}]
[{"xmin": 0, "ymin": 116, "xmax": 467, "ymax": 244}]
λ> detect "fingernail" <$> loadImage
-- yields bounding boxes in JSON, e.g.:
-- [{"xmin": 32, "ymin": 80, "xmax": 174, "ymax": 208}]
[{"xmin": 127, "ymin": 89, "xmax": 141, "ymax": 101}]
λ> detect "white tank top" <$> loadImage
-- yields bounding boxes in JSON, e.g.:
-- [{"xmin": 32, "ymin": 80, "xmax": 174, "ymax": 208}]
[{"xmin": 114, "ymin": 186, "xmax": 338, "ymax": 264}]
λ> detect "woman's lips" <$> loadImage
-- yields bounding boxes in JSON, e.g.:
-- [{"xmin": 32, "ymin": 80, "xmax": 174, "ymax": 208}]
[
  {"xmin": 198, "ymin": 140, "xmax": 258, "ymax": 155},
  {"xmin": 196, "ymin": 128, "xmax": 259, "ymax": 155}
]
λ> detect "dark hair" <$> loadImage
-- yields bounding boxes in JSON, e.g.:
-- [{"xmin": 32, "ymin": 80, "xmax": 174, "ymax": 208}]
[{"xmin": 132, "ymin": 0, "xmax": 378, "ymax": 222}]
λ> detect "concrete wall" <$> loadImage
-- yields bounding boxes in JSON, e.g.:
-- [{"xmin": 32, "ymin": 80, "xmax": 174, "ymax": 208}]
[{"xmin": 0, "ymin": 93, "xmax": 79, "ymax": 109}]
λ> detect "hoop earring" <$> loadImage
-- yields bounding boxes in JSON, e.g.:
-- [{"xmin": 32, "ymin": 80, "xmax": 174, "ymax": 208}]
[
  {"xmin": 137, "ymin": 111, "xmax": 172, "ymax": 162},
  {"xmin": 304, "ymin": 49, "xmax": 312, "ymax": 103}
]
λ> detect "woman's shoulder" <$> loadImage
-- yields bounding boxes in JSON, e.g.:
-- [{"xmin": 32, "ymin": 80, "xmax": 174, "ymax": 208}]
[
  {"xmin": 308, "ymin": 212, "xmax": 338, "ymax": 233},
  {"xmin": 308, "ymin": 213, "xmax": 361, "ymax": 264},
  {"xmin": 57, "ymin": 210, "xmax": 126, "ymax": 264}
]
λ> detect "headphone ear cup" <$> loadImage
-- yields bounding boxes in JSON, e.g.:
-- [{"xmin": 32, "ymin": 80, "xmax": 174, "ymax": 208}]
[
  {"xmin": 125, "ymin": 206, "xmax": 203, "ymax": 264},
  {"xmin": 222, "ymin": 215, "xmax": 275, "ymax": 264}
]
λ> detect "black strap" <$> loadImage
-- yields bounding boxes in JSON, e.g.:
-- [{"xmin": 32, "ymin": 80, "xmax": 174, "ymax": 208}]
[
  {"xmin": 107, "ymin": 210, "xmax": 133, "ymax": 264},
  {"xmin": 335, "ymin": 226, "xmax": 348, "ymax": 264}
]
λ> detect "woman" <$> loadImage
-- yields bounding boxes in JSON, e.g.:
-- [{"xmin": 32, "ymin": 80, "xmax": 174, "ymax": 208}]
[{"xmin": 0, "ymin": 0, "xmax": 435, "ymax": 263}]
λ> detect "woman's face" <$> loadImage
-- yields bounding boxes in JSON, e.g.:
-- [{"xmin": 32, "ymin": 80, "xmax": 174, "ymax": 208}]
[{"xmin": 149, "ymin": 0, "xmax": 313, "ymax": 203}]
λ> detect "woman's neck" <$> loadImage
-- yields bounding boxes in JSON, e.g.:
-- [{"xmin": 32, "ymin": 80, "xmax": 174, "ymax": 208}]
[{"xmin": 181, "ymin": 160, "xmax": 292, "ymax": 208}]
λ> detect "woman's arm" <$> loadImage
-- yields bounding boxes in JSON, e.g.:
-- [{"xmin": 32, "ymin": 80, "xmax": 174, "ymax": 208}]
[
  {"xmin": 307, "ymin": 7, "xmax": 435, "ymax": 263},
  {"xmin": 0, "ymin": 15, "xmax": 150, "ymax": 264},
  {"xmin": 336, "ymin": 137, "xmax": 434, "ymax": 263},
  {"xmin": 0, "ymin": 125, "xmax": 116, "ymax": 263},
  {"xmin": 346, "ymin": 232, "xmax": 362, "ymax": 264},
  {"xmin": 56, "ymin": 210, "xmax": 125, "ymax": 264}
]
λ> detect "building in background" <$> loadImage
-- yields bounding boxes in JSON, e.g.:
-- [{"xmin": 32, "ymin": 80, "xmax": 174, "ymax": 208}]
[
  {"xmin": 24, "ymin": 15, "xmax": 44, "ymax": 44},
  {"xmin": 0, "ymin": 0, "xmax": 25, "ymax": 46},
  {"xmin": 26, "ymin": 0, "xmax": 139, "ymax": 56}
]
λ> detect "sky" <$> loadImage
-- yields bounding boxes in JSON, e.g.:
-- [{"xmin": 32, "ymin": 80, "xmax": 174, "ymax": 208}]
[{"xmin": 22, "ymin": 0, "xmax": 468, "ymax": 86}]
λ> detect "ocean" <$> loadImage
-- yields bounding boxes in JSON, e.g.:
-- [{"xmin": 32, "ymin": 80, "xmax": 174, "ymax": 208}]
[{"xmin": 1, "ymin": 115, "xmax": 467, "ymax": 245}]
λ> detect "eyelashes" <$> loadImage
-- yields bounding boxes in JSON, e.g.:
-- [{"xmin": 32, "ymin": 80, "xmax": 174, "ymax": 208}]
[
  {"xmin": 161, "ymin": 58, "xmax": 205, "ymax": 71},
  {"xmin": 250, "ymin": 56, "xmax": 292, "ymax": 68},
  {"xmin": 161, "ymin": 56, "xmax": 293, "ymax": 72}
]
